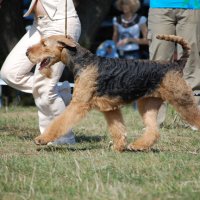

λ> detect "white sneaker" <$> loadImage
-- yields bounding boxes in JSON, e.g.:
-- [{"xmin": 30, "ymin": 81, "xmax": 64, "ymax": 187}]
[
  {"xmin": 56, "ymin": 81, "xmax": 72, "ymax": 106},
  {"xmin": 189, "ymin": 125, "xmax": 198, "ymax": 131},
  {"xmin": 47, "ymin": 131, "xmax": 76, "ymax": 146}
]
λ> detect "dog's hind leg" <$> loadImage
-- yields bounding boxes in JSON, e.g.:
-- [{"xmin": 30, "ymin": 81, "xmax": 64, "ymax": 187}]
[
  {"xmin": 34, "ymin": 102, "xmax": 91, "ymax": 145},
  {"xmin": 128, "ymin": 97, "xmax": 163, "ymax": 151},
  {"xmin": 160, "ymin": 76, "xmax": 200, "ymax": 130},
  {"xmin": 103, "ymin": 109, "xmax": 127, "ymax": 152}
]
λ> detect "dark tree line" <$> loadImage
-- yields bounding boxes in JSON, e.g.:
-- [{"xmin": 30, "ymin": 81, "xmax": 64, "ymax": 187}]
[{"xmin": 0, "ymin": 0, "xmax": 25, "ymax": 66}]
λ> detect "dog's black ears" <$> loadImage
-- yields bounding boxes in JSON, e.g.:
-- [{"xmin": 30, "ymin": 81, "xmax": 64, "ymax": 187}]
[{"xmin": 57, "ymin": 35, "xmax": 77, "ymax": 51}]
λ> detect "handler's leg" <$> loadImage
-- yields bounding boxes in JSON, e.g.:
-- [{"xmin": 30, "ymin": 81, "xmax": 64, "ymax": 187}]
[
  {"xmin": 1, "ymin": 26, "xmax": 40, "ymax": 93},
  {"xmin": 33, "ymin": 16, "xmax": 81, "ymax": 145},
  {"xmin": 33, "ymin": 61, "xmax": 72, "ymax": 132},
  {"xmin": 148, "ymin": 8, "xmax": 176, "ymax": 126},
  {"xmin": 176, "ymin": 9, "xmax": 200, "ymax": 105}
]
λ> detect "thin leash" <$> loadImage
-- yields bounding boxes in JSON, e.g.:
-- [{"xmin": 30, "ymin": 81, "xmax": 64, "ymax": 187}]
[{"xmin": 65, "ymin": 0, "xmax": 67, "ymax": 37}]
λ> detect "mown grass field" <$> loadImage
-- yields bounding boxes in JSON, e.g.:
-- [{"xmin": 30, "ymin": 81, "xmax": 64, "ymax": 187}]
[{"xmin": 0, "ymin": 105, "xmax": 200, "ymax": 200}]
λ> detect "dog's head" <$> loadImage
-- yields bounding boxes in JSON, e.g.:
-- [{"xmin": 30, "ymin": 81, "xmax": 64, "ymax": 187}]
[{"xmin": 26, "ymin": 35, "xmax": 77, "ymax": 78}]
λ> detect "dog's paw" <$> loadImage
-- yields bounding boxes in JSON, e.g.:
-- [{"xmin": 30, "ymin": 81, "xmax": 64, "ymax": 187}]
[
  {"xmin": 113, "ymin": 143, "xmax": 127, "ymax": 152},
  {"xmin": 109, "ymin": 137, "xmax": 127, "ymax": 152},
  {"xmin": 127, "ymin": 143, "xmax": 151, "ymax": 152},
  {"xmin": 34, "ymin": 136, "xmax": 49, "ymax": 145}
]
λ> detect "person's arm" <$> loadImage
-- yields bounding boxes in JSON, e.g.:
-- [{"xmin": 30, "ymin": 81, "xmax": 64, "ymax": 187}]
[
  {"xmin": 112, "ymin": 25, "xmax": 119, "ymax": 43},
  {"xmin": 129, "ymin": 23, "xmax": 148, "ymax": 45}
]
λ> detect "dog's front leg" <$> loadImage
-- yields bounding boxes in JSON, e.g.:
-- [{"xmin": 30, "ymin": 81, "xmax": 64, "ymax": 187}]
[
  {"xmin": 34, "ymin": 102, "xmax": 91, "ymax": 145},
  {"xmin": 103, "ymin": 109, "xmax": 127, "ymax": 152}
]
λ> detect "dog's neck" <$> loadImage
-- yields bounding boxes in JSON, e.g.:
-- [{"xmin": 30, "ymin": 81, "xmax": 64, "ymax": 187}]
[{"xmin": 62, "ymin": 45, "xmax": 98, "ymax": 78}]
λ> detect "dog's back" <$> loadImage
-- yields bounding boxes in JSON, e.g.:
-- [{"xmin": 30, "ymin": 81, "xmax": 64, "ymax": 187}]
[{"xmin": 96, "ymin": 35, "xmax": 191, "ymax": 101}]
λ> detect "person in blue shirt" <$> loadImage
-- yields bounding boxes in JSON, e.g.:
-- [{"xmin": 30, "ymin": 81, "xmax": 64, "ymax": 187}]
[{"xmin": 148, "ymin": 0, "xmax": 200, "ymax": 127}]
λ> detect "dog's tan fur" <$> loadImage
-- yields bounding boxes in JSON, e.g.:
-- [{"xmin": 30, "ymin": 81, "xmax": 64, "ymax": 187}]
[{"xmin": 26, "ymin": 35, "xmax": 200, "ymax": 152}]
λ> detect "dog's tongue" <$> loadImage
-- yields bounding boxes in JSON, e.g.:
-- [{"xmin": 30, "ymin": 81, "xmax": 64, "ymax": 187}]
[{"xmin": 39, "ymin": 58, "xmax": 50, "ymax": 70}]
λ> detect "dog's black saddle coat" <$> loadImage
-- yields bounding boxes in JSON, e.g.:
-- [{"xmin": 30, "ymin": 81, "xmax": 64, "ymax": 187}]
[
  {"xmin": 68, "ymin": 45, "xmax": 183, "ymax": 102},
  {"xmin": 96, "ymin": 57, "xmax": 176, "ymax": 101}
]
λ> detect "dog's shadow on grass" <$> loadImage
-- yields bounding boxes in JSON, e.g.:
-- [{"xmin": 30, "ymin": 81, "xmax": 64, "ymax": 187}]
[
  {"xmin": 17, "ymin": 133, "xmax": 162, "ymax": 153},
  {"xmin": 36, "ymin": 135, "xmax": 106, "ymax": 152},
  {"xmin": 75, "ymin": 135, "xmax": 105, "ymax": 143},
  {"xmin": 125, "ymin": 148, "xmax": 161, "ymax": 153},
  {"xmin": 18, "ymin": 135, "xmax": 36, "ymax": 140}
]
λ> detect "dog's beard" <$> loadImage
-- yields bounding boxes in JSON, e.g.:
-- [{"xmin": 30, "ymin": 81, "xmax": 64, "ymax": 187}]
[{"xmin": 40, "ymin": 67, "xmax": 52, "ymax": 78}]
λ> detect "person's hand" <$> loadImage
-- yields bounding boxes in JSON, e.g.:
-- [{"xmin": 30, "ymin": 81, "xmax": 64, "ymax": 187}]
[
  {"xmin": 117, "ymin": 38, "xmax": 138, "ymax": 46},
  {"xmin": 117, "ymin": 38, "xmax": 130, "ymax": 46}
]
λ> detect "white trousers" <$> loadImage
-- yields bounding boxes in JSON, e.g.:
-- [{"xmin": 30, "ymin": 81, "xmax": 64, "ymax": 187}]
[{"xmin": 1, "ymin": 16, "xmax": 81, "ymax": 133}]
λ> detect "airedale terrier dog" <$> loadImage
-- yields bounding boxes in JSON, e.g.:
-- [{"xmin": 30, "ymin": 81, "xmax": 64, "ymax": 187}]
[{"xmin": 26, "ymin": 34, "xmax": 200, "ymax": 152}]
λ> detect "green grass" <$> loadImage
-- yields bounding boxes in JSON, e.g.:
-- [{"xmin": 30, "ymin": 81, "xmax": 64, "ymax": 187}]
[{"xmin": 0, "ymin": 105, "xmax": 200, "ymax": 200}]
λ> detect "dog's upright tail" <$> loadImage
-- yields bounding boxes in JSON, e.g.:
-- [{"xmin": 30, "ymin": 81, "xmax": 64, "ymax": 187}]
[{"xmin": 156, "ymin": 34, "xmax": 191, "ymax": 71}]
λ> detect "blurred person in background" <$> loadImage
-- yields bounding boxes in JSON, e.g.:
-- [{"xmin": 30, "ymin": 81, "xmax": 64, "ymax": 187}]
[
  {"xmin": 148, "ymin": 0, "xmax": 200, "ymax": 127},
  {"xmin": 112, "ymin": 0, "xmax": 148, "ymax": 59}
]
